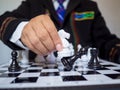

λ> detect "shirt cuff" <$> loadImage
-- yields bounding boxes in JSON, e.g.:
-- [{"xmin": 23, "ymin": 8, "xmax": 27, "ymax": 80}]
[{"xmin": 10, "ymin": 21, "xmax": 29, "ymax": 50}]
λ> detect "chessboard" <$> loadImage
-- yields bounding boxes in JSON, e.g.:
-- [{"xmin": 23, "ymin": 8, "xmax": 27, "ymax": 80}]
[{"xmin": 0, "ymin": 59, "xmax": 120, "ymax": 90}]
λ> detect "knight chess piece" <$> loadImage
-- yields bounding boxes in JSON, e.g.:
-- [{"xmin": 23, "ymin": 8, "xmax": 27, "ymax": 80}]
[
  {"xmin": 8, "ymin": 50, "xmax": 21, "ymax": 72},
  {"xmin": 88, "ymin": 48, "xmax": 102, "ymax": 69}
]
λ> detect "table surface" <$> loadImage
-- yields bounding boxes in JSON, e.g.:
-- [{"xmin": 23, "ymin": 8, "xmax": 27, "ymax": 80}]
[{"xmin": 0, "ymin": 59, "xmax": 120, "ymax": 90}]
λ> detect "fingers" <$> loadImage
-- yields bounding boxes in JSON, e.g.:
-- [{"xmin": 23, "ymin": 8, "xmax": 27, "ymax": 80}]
[
  {"xmin": 21, "ymin": 25, "xmax": 47, "ymax": 55},
  {"xmin": 21, "ymin": 15, "xmax": 63, "ymax": 56},
  {"xmin": 41, "ymin": 15, "xmax": 63, "ymax": 51},
  {"xmin": 32, "ymin": 20, "xmax": 55, "ymax": 52}
]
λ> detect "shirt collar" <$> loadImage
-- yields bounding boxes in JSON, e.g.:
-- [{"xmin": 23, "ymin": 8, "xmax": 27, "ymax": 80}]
[
  {"xmin": 52, "ymin": 0, "xmax": 69, "ymax": 10},
  {"xmin": 52, "ymin": 0, "xmax": 69, "ymax": 3}
]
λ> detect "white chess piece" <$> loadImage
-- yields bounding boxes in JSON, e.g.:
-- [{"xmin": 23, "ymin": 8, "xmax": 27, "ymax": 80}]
[
  {"xmin": 77, "ymin": 44, "xmax": 82, "ymax": 52},
  {"xmin": 69, "ymin": 43, "xmax": 75, "ymax": 56},
  {"xmin": 46, "ymin": 52, "xmax": 56, "ymax": 64},
  {"xmin": 58, "ymin": 29, "xmax": 70, "ymax": 48},
  {"xmin": 87, "ymin": 47, "xmax": 92, "ymax": 61},
  {"xmin": 57, "ymin": 29, "xmax": 74, "ymax": 61},
  {"xmin": 20, "ymin": 50, "xmax": 29, "ymax": 65},
  {"xmin": 35, "ymin": 55, "xmax": 46, "ymax": 63},
  {"xmin": 81, "ymin": 54, "xmax": 89, "ymax": 71}
]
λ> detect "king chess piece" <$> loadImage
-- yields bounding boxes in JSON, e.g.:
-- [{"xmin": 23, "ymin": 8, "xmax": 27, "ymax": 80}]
[
  {"xmin": 88, "ymin": 48, "xmax": 102, "ymax": 69},
  {"xmin": 61, "ymin": 47, "xmax": 88, "ymax": 71},
  {"xmin": 8, "ymin": 50, "xmax": 21, "ymax": 72}
]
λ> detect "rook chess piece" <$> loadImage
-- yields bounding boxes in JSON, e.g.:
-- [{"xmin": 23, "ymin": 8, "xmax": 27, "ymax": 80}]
[{"xmin": 8, "ymin": 50, "xmax": 21, "ymax": 72}]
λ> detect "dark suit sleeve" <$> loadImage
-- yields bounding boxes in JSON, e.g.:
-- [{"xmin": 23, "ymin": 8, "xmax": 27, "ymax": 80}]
[
  {"xmin": 0, "ymin": 0, "xmax": 32, "ymax": 50},
  {"xmin": 91, "ymin": 2, "xmax": 120, "ymax": 63}
]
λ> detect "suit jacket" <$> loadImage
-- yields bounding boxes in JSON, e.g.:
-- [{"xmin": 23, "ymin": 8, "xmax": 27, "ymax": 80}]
[{"xmin": 0, "ymin": 0, "xmax": 120, "ymax": 62}]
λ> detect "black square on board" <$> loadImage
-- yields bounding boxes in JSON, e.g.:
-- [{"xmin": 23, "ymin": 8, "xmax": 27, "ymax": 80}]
[
  {"xmin": 105, "ymin": 74, "xmax": 120, "ymax": 79},
  {"xmin": 102, "ymin": 64, "xmax": 116, "ymax": 67},
  {"xmin": 43, "ymin": 66, "xmax": 58, "ymax": 69},
  {"xmin": 40, "ymin": 72, "xmax": 59, "ymax": 76},
  {"xmin": 79, "ymin": 71, "xmax": 100, "ymax": 75},
  {"xmin": 114, "ymin": 70, "xmax": 120, "ymax": 72},
  {"xmin": 11, "ymin": 77, "xmax": 38, "ymax": 83},
  {"xmin": 31, "ymin": 65, "xmax": 42, "ymax": 67},
  {"xmin": 24, "ymin": 69, "xmax": 41, "ymax": 73},
  {"xmin": 96, "ymin": 67, "xmax": 109, "ymax": 70},
  {"xmin": 62, "ymin": 75, "xmax": 87, "ymax": 81}
]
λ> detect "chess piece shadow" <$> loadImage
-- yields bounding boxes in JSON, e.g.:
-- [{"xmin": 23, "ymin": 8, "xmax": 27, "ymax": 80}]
[{"xmin": 8, "ymin": 50, "xmax": 21, "ymax": 72}]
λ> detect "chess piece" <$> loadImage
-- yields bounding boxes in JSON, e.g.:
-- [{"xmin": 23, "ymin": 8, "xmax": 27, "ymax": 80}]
[
  {"xmin": 73, "ymin": 46, "xmax": 90, "ymax": 71},
  {"xmin": 57, "ymin": 29, "xmax": 74, "ymax": 69},
  {"xmin": 46, "ymin": 52, "xmax": 57, "ymax": 64},
  {"xmin": 88, "ymin": 48, "xmax": 102, "ymax": 69},
  {"xmin": 61, "ymin": 55, "xmax": 80, "ymax": 71},
  {"xmin": 61, "ymin": 47, "xmax": 87, "ymax": 71},
  {"xmin": 21, "ymin": 50, "xmax": 29, "ymax": 64},
  {"xmin": 57, "ymin": 29, "xmax": 74, "ymax": 60},
  {"xmin": 8, "ymin": 50, "xmax": 21, "ymax": 72}
]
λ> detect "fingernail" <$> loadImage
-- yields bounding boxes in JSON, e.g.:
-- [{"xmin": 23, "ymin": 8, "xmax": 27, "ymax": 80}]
[{"xmin": 56, "ymin": 44, "xmax": 63, "ymax": 51}]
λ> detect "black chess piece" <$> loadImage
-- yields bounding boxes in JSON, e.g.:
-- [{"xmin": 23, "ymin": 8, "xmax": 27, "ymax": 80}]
[
  {"xmin": 8, "ymin": 50, "xmax": 21, "ymax": 72},
  {"xmin": 61, "ymin": 47, "xmax": 88, "ymax": 71},
  {"xmin": 61, "ymin": 54, "xmax": 79, "ymax": 71},
  {"xmin": 88, "ymin": 48, "xmax": 102, "ymax": 69}
]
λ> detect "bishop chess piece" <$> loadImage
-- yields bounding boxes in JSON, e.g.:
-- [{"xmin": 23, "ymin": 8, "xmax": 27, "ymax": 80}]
[
  {"xmin": 8, "ymin": 50, "xmax": 21, "ymax": 72},
  {"xmin": 88, "ymin": 48, "xmax": 102, "ymax": 69}
]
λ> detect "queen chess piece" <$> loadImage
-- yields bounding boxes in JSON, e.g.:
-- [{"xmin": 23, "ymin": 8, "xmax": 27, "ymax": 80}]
[{"xmin": 8, "ymin": 50, "xmax": 21, "ymax": 72}]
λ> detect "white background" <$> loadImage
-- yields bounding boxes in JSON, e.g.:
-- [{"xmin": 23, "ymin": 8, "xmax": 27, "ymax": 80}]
[{"xmin": 0, "ymin": 0, "xmax": 120, "ymax": 65}]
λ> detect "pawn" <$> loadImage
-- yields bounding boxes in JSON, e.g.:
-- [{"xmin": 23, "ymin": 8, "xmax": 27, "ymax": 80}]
[
  {"xmin": 8, "ymin": 50, "xmax": 21, "ymax": 72},
  {"xmin": 88, "ymin": 48, "xmax": 102, "ymax": 69}
]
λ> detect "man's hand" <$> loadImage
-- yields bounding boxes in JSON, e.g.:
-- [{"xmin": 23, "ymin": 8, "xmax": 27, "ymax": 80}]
[{"xmin": 21, "ymin": 15, "xmax": 63, "ymax": 56}]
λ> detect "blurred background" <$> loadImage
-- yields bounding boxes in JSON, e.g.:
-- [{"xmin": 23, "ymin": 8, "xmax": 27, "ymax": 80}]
[{"xmin": 0, "ymin": 0, "xmax": 120, "ymax": 65}]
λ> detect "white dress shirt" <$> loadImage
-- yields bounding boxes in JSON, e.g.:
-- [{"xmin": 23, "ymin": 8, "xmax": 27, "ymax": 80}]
[{"xmin": 10, "ymin": 0, "xmax": 69, "ymax": 49}]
